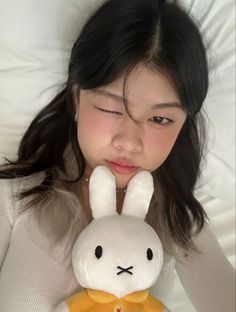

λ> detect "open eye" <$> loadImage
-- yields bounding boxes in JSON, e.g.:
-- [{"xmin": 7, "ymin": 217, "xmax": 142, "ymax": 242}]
[
  {"xmin": 149, "ymin": 116, "xmax": 174, "ymax": 125},
  {"xmin": 147, "ymin": 248, "xmax": 153, "ymax": 261},
  {"xmin": 95, "ymin": 245, "xmax": 103, "ymax": 259}
]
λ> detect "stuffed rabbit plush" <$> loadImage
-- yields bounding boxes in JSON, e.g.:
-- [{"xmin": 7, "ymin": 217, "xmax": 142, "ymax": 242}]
[{"xmin": 55, "ymin": 166, "xmax": 171, "ymax": 312}]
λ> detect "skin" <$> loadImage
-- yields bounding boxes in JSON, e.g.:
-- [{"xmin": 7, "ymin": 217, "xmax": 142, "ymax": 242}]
[{"xmin": 75, "ymin": 64, "xmax": 186, "ymax": 212}]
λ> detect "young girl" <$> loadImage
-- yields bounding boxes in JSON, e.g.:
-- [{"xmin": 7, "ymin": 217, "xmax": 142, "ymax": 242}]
[{"xmin": 0, "ymin": 0, "xmax": 234, "ymax": 311}]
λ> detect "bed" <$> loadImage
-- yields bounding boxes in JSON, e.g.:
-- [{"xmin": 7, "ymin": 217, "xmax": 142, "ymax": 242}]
[{"xmin": 0, "ymin": 0, "xmax": 235, "ymax": 311}]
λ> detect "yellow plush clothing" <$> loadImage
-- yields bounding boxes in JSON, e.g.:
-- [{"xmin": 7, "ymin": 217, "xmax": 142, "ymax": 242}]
[{"xmin": 66, "ymin": 289, "xmax": 164, "ymax": 312}]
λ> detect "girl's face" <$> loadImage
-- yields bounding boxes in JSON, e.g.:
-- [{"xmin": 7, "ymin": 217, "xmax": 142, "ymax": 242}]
[{"xmin": 76, "ymin": 64, "xmax": 186, "ymax": 189}]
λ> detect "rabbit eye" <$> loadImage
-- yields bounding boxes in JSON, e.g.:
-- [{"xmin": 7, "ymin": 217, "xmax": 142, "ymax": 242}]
[
  {"xmin": 95, "ymin": 245, "xmax": 103, "ymax": 259},
  {"xmin": 147, "ymin": 248, "xmax": 153, "ymax": 261}
]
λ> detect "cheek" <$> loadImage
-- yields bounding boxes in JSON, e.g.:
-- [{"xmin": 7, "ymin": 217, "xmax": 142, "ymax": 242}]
[
  {"xmin": 77, "ymin": 104, "xmax": 115, "ymax": 146},
  {"xmin": 145, "ymin": 125, "xmax": 183, "ymax": 165},
  {"xmin": 77, "ymin": 110, "xmax": 92, "ymax": 146}
]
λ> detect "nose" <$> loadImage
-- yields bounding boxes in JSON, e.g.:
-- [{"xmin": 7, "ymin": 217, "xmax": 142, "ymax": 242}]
[{"xmin": 112, "ymin": 118, "xmax": 143, "ymax": 153}]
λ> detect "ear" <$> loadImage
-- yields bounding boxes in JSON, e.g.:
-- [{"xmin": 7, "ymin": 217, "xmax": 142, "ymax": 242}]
[
  {"xmin": 89, "ymin": 166, "xmax": 118, "ymax": 219},
  {"xmin": 122, "ymin": 171, "xmax": 154, "ymax": 219}
]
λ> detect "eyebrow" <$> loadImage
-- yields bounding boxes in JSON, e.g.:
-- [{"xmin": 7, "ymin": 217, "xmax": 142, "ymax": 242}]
[
  {"xmin": 92, "ymin": 88, "xmax": 182, "ymax": 109},
  {"xmin": 92, "ymin": 89, "xmax": 124, "ymax": 103}
]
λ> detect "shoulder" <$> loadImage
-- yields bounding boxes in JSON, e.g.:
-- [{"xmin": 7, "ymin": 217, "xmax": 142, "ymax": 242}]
[
  {"xmin": 0, "ymin": 178, "xmax": 21, "ymax": 242},
  {"xmin": 0, "ymin": 172, "xmax": 44, "ymax": 194},
  {"xmin": 0, "ymin": 173, "xmax": 44, "ymax": 213},
  {"xmin": 0, "ymin": 178, "xmax": 17, "ymax": 210}
]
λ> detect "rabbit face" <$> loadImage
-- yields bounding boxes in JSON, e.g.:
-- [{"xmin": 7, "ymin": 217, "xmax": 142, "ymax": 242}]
[{"xmin": 72, "ymin": 214, "xmax": 163, "ymax": 298}]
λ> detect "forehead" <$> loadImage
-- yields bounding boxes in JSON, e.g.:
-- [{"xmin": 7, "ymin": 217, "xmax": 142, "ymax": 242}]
[{"xmin": 100, "ymin": 64, "xmax": 180, "ymax": 109}]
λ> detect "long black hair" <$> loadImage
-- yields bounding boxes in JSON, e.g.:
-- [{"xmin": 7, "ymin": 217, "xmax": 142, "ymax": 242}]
[{"xmin": 0, "ymin": 0, "xmax": 209, "ymax": 251}]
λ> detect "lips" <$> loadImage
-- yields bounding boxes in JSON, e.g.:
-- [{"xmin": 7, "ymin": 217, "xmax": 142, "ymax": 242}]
[{"xmin": 105, "ymin": 159, "xmax": 139, "ymax": 174}]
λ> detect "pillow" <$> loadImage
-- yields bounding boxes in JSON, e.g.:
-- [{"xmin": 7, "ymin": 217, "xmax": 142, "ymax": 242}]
[
  {"xmin": 0, "ymin": 0, "xmax": 104, "ymax": 161},
  {"xmin": 180, "ymin": 0, "xmax": 235, "ymax": 204},
  {"xmin": 171, "ymin": 1, "xmax": 235, "ymax": 311}
]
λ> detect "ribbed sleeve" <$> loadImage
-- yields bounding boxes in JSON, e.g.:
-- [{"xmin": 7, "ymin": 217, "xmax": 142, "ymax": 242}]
[{"xmin": 175, "ymin": 223, "xmax": 235, "ymax": 312}]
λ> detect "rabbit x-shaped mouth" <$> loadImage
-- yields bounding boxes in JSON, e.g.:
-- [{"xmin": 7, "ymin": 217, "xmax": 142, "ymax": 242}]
[{"xmin": 117, "ymin": 266, "xmax": 133, "ymax": 275}]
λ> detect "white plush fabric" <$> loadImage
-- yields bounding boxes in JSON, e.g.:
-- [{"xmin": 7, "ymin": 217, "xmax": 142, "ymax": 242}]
[
  {"xmin": 0, "ymin": 0, "xmax": 235, "ymax": 311},
  {"xmin": 71, "ymin": 167, "xmax": 163, "ymax": 299}
]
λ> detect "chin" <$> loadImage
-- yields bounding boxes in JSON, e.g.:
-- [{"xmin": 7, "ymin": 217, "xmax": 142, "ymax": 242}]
[{"xmin": 113, "ymin": 173, "xmax": 136, "ymax": 190}]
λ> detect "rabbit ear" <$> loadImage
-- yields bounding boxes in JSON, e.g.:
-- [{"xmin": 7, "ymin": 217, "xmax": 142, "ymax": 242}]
[
  {"xmin": 122, "ymin": 171, "xmax": 154, "ymax": 219},
  {"xmin": 89, "ymin": 166, "xmax": 118, "ymax": 219}
]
